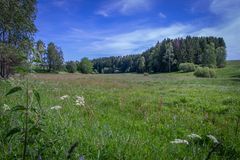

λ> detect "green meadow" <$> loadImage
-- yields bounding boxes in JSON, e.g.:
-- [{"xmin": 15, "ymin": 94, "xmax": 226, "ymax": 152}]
[{"xmin": 1, "ymin": 60, "xmax": 240, "ymax": 159}]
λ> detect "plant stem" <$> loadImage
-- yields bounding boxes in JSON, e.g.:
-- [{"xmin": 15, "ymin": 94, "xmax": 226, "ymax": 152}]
[
  {"xmin": 235, "ymin": 116, "xmax": 240, "ymax": 136},
  {"xmin": 23, "ymin": 77, "xmax": 29, "ymax": 160},
  {"xmin": 205, "ymin": 143, "xmax": 220, "ymax": 160}
]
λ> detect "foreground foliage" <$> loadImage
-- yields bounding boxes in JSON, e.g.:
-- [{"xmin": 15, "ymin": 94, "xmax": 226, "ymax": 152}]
[{"xmin": 0, "ymin": 61, "xmax": 240, "ymax": 159}]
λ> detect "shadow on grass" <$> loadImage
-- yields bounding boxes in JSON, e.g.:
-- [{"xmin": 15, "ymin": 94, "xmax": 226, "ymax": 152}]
[
  {"xmin": 231, "ymin": 75, "xmax": 240, "ymax": 78},
  {"xmin": 230, "ymin": 74, "xmax": 240, "ymax": 82}
]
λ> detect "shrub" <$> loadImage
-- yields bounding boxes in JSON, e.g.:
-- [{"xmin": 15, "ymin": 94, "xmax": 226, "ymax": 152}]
[
  {"xmin": 194, "ymin": 67, "xmax": 216, "ymax": 78},
  {"xmin": 209, "ymin": 68, "xmax": 216, "ymax": 78},
  {"xmin": 179, "ymin": 63, "xmax": 195, "ymax": 72},
  {"xmin": 77, "ymin": 57, "xmax": 93, "ymax": 74},
  {"xmin": 66, "ymin": 61, "xmax": 77, "ymax": 73}
]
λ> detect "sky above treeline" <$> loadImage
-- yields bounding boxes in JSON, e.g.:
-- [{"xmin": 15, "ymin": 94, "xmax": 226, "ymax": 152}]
[{"xmin": 35, "ymin": 0, "xmax": 240, "ymax": 61}]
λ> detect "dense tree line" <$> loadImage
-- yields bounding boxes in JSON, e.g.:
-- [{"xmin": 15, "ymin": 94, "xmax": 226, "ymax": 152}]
[
  {"xmin": 92, "ymin": 36, "xmax": 227, "ymax": 73},
  {"xmin": 0, "ymin": 0, "xmax": 37, "ymax": 78}
]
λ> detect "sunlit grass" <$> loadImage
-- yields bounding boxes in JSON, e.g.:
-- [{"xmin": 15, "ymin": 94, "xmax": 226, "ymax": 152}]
[{"xmin": 0, "ymin": 61, "xmax": 240, "ymax": 159}]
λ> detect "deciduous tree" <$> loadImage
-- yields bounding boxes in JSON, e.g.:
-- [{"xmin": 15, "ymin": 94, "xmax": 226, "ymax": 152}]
[{"xmin": 0, "ymin": 0, "xmax": 37, "ymax": 78}]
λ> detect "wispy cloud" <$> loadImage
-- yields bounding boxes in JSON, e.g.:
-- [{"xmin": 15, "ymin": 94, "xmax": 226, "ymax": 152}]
[
  {"xmin": 210, "ymin": 0, "xmax": 240, "ymax": 19},
  {"xmin": 95, "ymin": 10, "xmax": 109, "ymax": 17},
  {"xmin": 88, "ymin": 24, "xmax": 193, "ymax": 55},
  {"xmin": 51, "ymin": 0, "xmax": 80, "ymax": 12},
  {"xmin": 61, "ymin": 24, "xmax": 194, "ymax": 57},
  {"xmin": 52, "ymin": 0, "xmax": 67, "ymax": 7},
  {"xmin": 203, "ymin": 0, "xmax": 240, "ymax": 59},
  {"xmin": 158, "ymin": 12, "xmax": 166, "ymax": 19},
  {"xmin": 96, "ymin": 0, "xmax": 152, "ymax": 17}
]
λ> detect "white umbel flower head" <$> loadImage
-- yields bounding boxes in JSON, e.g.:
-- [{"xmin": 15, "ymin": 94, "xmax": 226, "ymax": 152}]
[
  {"xmin": 187, "ymin": 133, "xmax": 202, "ymax": 139},
  {"xmin": 60, "ymin": 95, "xmax": 69, "ymax": 100},
  {"xmin": 2, "ymin": 104, "xmax": 10, "ymax": 111},
  {"xmin": 207, "ymin": 135, "xmax": 219, "ymax": 144},
  {"xmin": 170, "ymin": 139, "xmax": 189, "ymax": 145},
  {"xmin": 75, "ymin": 96, "xmax": 85, "ymax": 106},
  {"xmin": 51, "ymin": 105, "xmax": 62, "ymax": 110}
]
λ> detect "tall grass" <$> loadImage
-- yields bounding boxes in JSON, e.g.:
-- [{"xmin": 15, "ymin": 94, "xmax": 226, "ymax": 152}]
[{"xmin": 0, "ymin": 61, "xmax": 240, "ymax": 159}]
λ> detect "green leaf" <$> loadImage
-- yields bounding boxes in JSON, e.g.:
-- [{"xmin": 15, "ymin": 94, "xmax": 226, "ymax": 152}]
[
  {"xmin": 11, "ymin": 105, "xmax": 26, "ymax": 112},
  {"xmin": 5, "ymin": 87, "xmax": 22, "ymax": 96},
  {"xmin": 33, "ymin": 89, "xmax": 41, "ymax": 107},
  {"xmin": 6, "ymin": 127, "xmax": 21, "ymax": 138}
]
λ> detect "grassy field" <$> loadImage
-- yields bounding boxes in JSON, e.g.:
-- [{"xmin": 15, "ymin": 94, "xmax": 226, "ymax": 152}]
[{"xmin": 1, "ymin": 60, "xmax": 240, "ymax": 159}]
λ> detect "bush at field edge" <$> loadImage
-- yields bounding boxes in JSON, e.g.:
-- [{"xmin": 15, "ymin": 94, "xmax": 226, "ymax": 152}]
[
  {"xmin": 194, "ymin": 67, "xmax": 216, "ymax": 78},
  {"xmin": 179, "ymin": 63, "xmax": 196, "ymax": 72}
]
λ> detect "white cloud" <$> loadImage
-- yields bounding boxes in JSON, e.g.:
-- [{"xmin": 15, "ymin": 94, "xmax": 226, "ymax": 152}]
[
  {"xmin": 96, "ymin": 0, "xmax": 151, "ymax": 17},
  {"xmin": 210, "ymin": 0, "xmax": 240, "ymax": 19},
  {"xmin": 95, "ymin": 10, "xmax": 109, "ymax": 17},
  {"xmin": 158, "ymin": 12, "xmax": 166, "ymax": 19},
  {"xmin": 205, "ymin": 0, "xmax": 240, "ymax": 59},
  {"xmin": 52, "ymin": 0, "xmax": 67, "ymax": 7},
  {"xmin": 73, "ymin": 24, "xmax": 194, "ymax": 56}
]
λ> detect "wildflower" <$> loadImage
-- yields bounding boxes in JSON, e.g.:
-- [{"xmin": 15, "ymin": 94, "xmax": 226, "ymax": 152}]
[
  {"xmin": 170, "ymin": 139, "xmax": 189, "ymax": 145},
  {"xmin": 51, "ymin": 105, "xmax": 62, "ymax": 110},
  {"xmin": 207, "ymin": 135, "xmax": 219, "ymax": 144},
  {"xmin": 60, "ymin": 95, "xmax": 69, "ymax": 100},
  {"xmin": 187, "ymin": 133, "xmax": 202, "ymax": 139},
  {"xmin": 75, "ymin": 96, "xmax": 85, "ymax": 106},
  {"xmin": 2, "ymin": 104, "xmax": 10, "ymax": 111}
]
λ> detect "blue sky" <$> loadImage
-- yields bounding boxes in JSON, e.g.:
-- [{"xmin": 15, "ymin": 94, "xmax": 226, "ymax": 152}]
[{"xmin": 35, "ymin": 0, "xmax": 240, "ymax": 61}]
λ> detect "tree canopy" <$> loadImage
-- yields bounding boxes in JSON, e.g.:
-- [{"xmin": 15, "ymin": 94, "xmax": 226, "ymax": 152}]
[{"xmin": 0, "ymin": 0, "xmax": 37, "ymax": 78}]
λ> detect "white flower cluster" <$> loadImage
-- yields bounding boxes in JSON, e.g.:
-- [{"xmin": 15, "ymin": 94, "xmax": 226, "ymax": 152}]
[
  {"xmin": 75, "ymin": 96, "xmax": 85, "ymax": 106},
  {"xmin": 207, "ymin": 135, "xmax": 219, "ymax": 144},
  {"xmin": 171, "ymin": 133, "xmax": 219, "ymax": 146},
  {"xmin": 187, "ymin": 133, "xmax": 202, "ymax": 139},
  {"xmin": 51, "ymin": 105, "xmax": 62, "ymax": 110},
  {"xmin": 2, "ymin": 104, "xmax": 10, "ymax": 111},
  {"xmin": 170, "ymin": 139, "xmax": 189, "ymax": 145},
  {"xmin": 49, "ymin": 95, "xmax": 85, "ymax": 110},
  {"xmin": 60, "ymin": 95, "xmax": 69, "ymax": 100}
]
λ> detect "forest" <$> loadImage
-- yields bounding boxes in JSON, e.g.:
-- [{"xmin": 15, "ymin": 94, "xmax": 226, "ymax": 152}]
[{"xmin": 92, "ymin": 36, "xmax": 227, "ymax": 73}]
